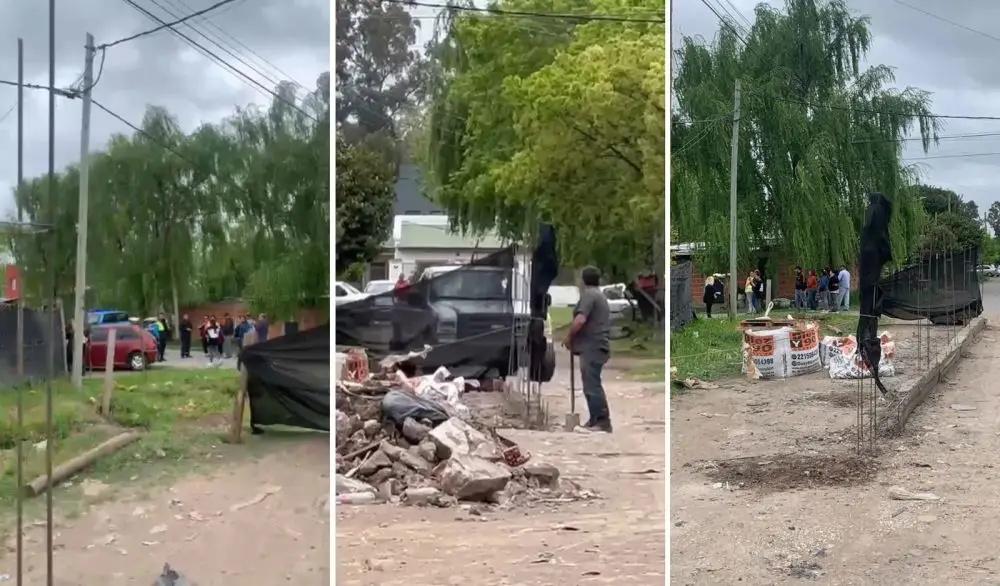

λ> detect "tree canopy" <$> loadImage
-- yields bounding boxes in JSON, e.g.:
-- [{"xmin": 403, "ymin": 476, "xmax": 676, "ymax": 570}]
[
  {"xmin": 672, "ymin": 0, "xmax": 937, "ymax": 270},
  {"xmin": 10, "ymin": 73, "xmax": 331, "ymax": 322},
  {"xmin": 422, "ymin": 0, "xmax": 665, "ymax": 278}
]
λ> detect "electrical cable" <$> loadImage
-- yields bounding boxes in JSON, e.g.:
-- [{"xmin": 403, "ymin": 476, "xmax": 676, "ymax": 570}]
[
  {"xmin": 382, "ymin": 0, "xmax": 665, "ymax": 24},
  {"xmin": 98, "ymin": 0, "xmax": 242, "ymax": 49},
  {"xmin": 120, "ymin": 0, "xmax": 317, "ymax": 121}
]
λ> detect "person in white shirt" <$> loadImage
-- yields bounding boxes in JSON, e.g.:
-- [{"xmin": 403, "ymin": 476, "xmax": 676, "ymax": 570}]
[{"xmin": 837, "ymin": 266, "xmax": 852, "ymax": 311}]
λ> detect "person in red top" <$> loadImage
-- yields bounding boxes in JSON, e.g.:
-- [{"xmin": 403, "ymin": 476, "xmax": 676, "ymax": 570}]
[
  {"xmin": 393, "ymin": 273, "xmax": 411, "ymax": 300},
  {"xmin": 390, "ymin": 274, "xmax": 410, "ymax": 352},
  {"xmin": 806, "ymin": 269, "xmax": 820, "ymax": 310}
]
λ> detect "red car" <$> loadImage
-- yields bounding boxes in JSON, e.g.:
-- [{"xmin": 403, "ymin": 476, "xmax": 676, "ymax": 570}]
[{"xmin": 83, "ymin": 325, "xmax": 158, "ymax": 371}]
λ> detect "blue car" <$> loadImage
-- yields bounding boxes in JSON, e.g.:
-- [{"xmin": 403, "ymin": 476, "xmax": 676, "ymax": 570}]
[{"xmin": 87, "ymin": 309, "xmax": 131, "ymax": 326}]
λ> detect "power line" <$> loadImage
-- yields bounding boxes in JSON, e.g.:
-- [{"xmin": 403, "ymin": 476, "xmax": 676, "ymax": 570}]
[
  {"xmin": 853, "ymin": 131, "xmax": 1000, "ymax": 144},
  {"xmin": 91, "ymin": 98, "xmax": 193, "ymax": 163},
  {"xmin": 98, "ymin": 0, "xmax": 242, "ymax": 49},
  {"xmin": 384, "ymin": 0, "xmax": 666, "ymax": 23},
  {"xmin": 904, "ymin": 151, "xmax": 1000, "ymax": 162},
  {"xmin": 120, "ymin": 0, "xmax": 318, "ymax": 121},
  {"xmin": 890, "ymin": 0, "xmax": 1000, "ymax": 44},
  {"xmin": 0, "ymin": 102, "xmax": 15, "ymax": 125},
  {"xmin": 759, "ymin": 92, "xmax": 1000, "ymax": 122}
]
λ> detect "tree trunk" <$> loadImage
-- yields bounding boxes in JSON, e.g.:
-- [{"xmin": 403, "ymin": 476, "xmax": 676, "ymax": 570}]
[{"xmin": 170, "ymin": 263, "xmax": 181, "ymax": 330}]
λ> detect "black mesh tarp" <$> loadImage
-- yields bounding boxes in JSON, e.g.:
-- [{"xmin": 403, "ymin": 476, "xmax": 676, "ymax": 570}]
[
  {"xmin": 337, "ymin": 248, "xmax": 526, "ymax": 379},
  {"xmin": 670, "ymin": 260, "xmax": 694, "ymax": 331},
  {"xmin": 0, "ymin": 304, "xmax": 66, "ymax": 384},
  {"xmin": 880, "ymin": 247, "xmax": 982, "ymax": 324},
  {"xmin": 242, "ymin": 323, "xmax": 330, "ymax": 433}
]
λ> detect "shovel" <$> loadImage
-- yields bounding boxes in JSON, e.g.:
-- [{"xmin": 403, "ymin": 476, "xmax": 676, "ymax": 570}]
[{"xmin": 564, "ymin": 351, "xmax": 580, "ymax": 431}]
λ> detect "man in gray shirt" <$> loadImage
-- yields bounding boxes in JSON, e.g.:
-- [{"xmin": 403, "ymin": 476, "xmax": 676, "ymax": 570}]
[{"xmin": 564, "ymin": 266, "xmax": 613, "ymax": 433}]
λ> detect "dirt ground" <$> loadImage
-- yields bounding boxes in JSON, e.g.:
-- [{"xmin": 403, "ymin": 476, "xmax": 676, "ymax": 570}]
[
  {"xmin": 336, "ymin": 349, "xmax": 667, "ymax": 586},
  {"xmin": 6, "ymin": 435, "xmax": 330, "ymax": 586},
  {"xmin": 671, "ymin": 320, "xmax": 1000, "ymax": 585}
]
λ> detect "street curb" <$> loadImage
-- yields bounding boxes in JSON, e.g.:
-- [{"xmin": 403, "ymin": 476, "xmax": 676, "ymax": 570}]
[{"xmin": 878, "ymin": 316, "xmax": 988, "ymax": 436}]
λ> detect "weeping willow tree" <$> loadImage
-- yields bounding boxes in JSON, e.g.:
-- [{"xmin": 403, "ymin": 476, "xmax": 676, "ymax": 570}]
[{"xmin": 672, "ymin": 0, "xmax": 938, "ymax": 270}]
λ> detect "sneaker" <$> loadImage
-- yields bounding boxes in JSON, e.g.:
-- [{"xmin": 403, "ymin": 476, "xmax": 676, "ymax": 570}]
[{"xmin": 592, "ymin": 421, "xmax": 613, "ymax": 433}]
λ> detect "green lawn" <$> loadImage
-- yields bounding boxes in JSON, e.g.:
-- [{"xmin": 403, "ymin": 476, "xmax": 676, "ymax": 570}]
[{"xmin": 670, "ymin": 312, "xmax": 860, "ymax": 384}]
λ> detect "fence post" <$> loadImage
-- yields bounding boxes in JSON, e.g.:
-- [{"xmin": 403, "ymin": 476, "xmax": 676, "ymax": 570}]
[
  {"xmin": 16, "ymin": 300, "xmax": 23, "ymax": 378},
  {"xmin": 101, "ymin": 328, "xmax": 116, "ymax": 420},
  {"xmin": 228, "ymin": 331, "xmax": 256, "ymax": 444}
]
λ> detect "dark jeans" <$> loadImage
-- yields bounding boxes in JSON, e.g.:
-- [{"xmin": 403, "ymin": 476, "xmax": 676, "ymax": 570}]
[
  {"xmin": 180, "ymin": 332, "xmax": 191, "ymax": 357},
  {"xmin": 157, "ymin": 337, "xmax": 166, "ymax": 361},
  {"xmin": 807, "ymin": 289, "xmax": 818, "ymax": 310},
  {"xmin": 705, "ymin": 301, "xmax": 714, "ymax": 318},
  {"xmin": 579, "ymin": 349, "xmax": 611, "ymax": 424}
]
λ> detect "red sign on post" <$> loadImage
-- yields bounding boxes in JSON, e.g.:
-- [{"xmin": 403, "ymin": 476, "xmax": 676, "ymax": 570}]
[{"xmin": 2, "ymin": 264, "xmax": 21, "ymax": 300}]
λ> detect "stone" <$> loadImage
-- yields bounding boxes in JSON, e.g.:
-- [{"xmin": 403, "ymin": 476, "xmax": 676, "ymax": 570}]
[
  {"xmin": 435, "ymin": 453, "xmax": 511, "ymax": 501},
  {"xmin": 402, "ymin": 486, "xmax": 442, "ymax": 506},
  {"xmin": 521, "ymin": 462, "xmax": 560, "ymax": 487},
  {"xmin": 347, "ymin": 414, "xmax": 363, "ymax": 435},
  {"xmin": 335, "ymin": 410, "xmax": 350, "ymax": 446},
  {"xmin": 357, "ymin": 450, "xmax": 393, "ymax": 477},
  {"xmin": 429, "ymin": 418, "xmax": 500, "ymax": 461},
  {"xmin": 362, "ymin": 419, "xmax": 382, "ymax": 437},
  {"xmin": 379, "ymin": 440, "xmax": 404, "ymax": 461},
  {"xmin": 398, "ymin": 450, "xmax": 433, "ymax": 474},
  {"xmin": 335, "ymin": 474, "xmax": 375, "ymax": 496},
  {"xmin": 377, "ymin": 481, "xmax": 396, "ymax": 503},
  {"xmin": 338, "ymin": 492, "xmax": 377, "ymax": 505},
  {"xmin": 401, "ymin": 417, "xmax": 432, "ymax": 443},
  {"xmin": 366, "ymin": 467, "xmax": 394, "ymax": 487},
  {"xmin": 417, "ymin": 439, "xmax": 438, "ymax": 463}
]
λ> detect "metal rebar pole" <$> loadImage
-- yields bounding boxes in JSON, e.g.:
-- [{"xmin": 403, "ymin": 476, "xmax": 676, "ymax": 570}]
[
  {"xmin": 15, "ymin": 36, "xmax": 24, "ymax": 586},
  {"xmin": 46, "ymin": 0, "xmax": 57, "ymax": 583}
]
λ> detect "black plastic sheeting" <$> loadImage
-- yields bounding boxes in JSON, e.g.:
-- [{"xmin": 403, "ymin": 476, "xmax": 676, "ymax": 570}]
[
  {"xmin": 856, "ymin": 192, "xmax": 894, "ymax": 395},
  {"xmin": 336, "ymin": 243, "xmax": 555, "ymax": 381},
  {"xmin": 242, "ymin": 323, "xmax": 330, "ymax": 433},
  {"xmin": 880, "ymin": 248, "xmax": 982, "ymax": 325},
  {"xmin": 0, "ymin": 304, "xmax": 66, "ymax": 384}
]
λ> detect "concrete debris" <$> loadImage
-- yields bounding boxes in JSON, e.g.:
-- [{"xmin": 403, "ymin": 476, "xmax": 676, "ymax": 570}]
[
  {"xmin": 888, "ymin": 485, "xmax": 940, "ymax": 501},
  {"xmin": 435, "ymin": 453, "xmax": 511, "ymax": 501},
  {"xmin": 429, "ymin": 418, "xmax": 501, "ymax": 462},
  {"xmin": 334, "ymin": 357, "xmax": 592, "ymax": 508}
]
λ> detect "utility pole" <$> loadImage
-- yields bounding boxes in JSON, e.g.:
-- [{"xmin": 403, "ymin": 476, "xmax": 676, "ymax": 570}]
[
  {"xmin": 71, "ymin": 33, "xmax": 94, "ymax": 390},
  {"xmin": 15, "ymin": 37, "xmax": 25, "ymax": 586},
  {"xmin": 728, "ymin": 79, "xmax": 742, "ymax": 319}
]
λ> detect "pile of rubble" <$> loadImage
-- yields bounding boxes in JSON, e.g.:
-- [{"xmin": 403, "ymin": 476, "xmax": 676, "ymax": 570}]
[{"xmin": 335, "ymin": 351, "xmax": 592, "ymax": 507}]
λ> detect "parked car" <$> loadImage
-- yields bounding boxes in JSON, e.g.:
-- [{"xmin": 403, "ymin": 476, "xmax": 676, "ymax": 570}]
[
  {"xmin": 977, "ymin": 264, "xmax": 1000, "ymax": 277},
  {"xmin": 363, "ymin": 280, "xmax": 394, "ymax": 295},
  {"xmin": 334, "ymin": 281, "xmax": 367, "ymax": 306},
  {"xmin": 86, "ymin": 309, "xmax": 131, "ymax": 326},
  {"xmin": 83, "ymin": 325, "xmax": 157, "ymax": 371}
]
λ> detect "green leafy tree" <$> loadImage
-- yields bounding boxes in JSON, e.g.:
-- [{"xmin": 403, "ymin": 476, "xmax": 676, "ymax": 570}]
[
  {"xmin": 986, "ymin": 201, "xmax": 1000, "ymax": 238},
  {"xmin": 672, "ymin": 0, "xmax": 936, "ymax": 269},
  {"xmin": 424, "ymin": 0, "xmax": 665, "ymax": 277},
  {"xmin": 335, "ymin": 136, "xmax": 395, "ymax": 275}
]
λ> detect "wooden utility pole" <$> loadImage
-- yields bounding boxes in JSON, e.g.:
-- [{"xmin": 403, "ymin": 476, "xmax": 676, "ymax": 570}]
[
  {"xmin": 728, "ymin": 79, "xmax": 742, "ymax": 319},
  {"xmin": 71, "ymin": 33, "xmax": 95, "ymax": 389}
]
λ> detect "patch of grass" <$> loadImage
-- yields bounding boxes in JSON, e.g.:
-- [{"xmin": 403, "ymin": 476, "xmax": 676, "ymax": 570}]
[
  {"xmin": 550, "ymin": 306, "xmax": 574, "ymax": 330},
  {"xmin": 670, "ymin": 312, "xmax": 862, "ymax": 384},
  {"xmin": 610, "ymin": 322, "xmax": 664, "ymax": 359},
  {"xmin": 627, "ymin": 361, "xmax": 665, "ymax": 382},
  {"xmin": 0, "ymin": 368, "xmax": 245, "ymax": 510}
]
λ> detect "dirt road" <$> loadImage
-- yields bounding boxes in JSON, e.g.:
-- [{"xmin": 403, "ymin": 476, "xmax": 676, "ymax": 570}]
[
  {"xmin": 337, "ymin": 352, "xmax": 666, "ymax": 585},
  {"xmin": 10, "ymin": 436, "xmax": 330, "ymax": 586},
  {"xmin": 671, "ymin": 319, "xmax": 1000, "ymax": 584}
]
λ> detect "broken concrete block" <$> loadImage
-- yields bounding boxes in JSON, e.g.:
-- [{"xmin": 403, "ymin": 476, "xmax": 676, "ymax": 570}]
[
  {"xmin": 398, "ymin": 450, "xmax": 432, "ymax": 474},
  {"xmin": 362, "ymin": 419, "xmax": 381, "ymax": 437},
  {"xmin": 402, "ymin": 486, "xmax": 442, "ymax": 506},
  {"xmin": 366, "ymin": 467, "xmax": 394, "ymax": 487},
  {"xmin": 417, "ymin": 439, "xmax": 437, "ymax": 463},
  {"xmin": 337, "ymin": 492, "xmax": 377, "ymax": 505},
  {"xmin": 434, "ymin": 453, "xmax": 511, "ymax": 501},
  {"xmin": 335, "ymin": 474, "xmax": 375, "ymax": 496},
  {"xmin": 402, "ymin": 417, "xmax": 432, "ymax": 443},
  {"xmin": 357, "ymin": 449, "xmax": 393, "ymax": 476},
  {"xmin": 335, "ymin": 410, "xmax": 350, "ymax": 446},
  {"xmin": 428, "ymin": 418, "xmax": 500, "ymax": 461},
  {"xmin": 379, "ymin": 440, "xmax": 404, "ymax": 461},
  {"xmin": 521, "ymin": 462, "xmax": 560, "ymax": 487}
]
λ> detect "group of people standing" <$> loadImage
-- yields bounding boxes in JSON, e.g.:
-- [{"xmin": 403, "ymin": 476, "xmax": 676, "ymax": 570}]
[
  {"xmin": 178, "ymin": 312, "xmax": 269, "ymax": 363},
  {"xmin": 794, "ymin": 266, "xmax": 852, "ymax": 311}
]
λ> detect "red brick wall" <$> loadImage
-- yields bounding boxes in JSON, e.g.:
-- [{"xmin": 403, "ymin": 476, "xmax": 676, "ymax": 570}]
[{"xmin": 179, "ymin": 301, "xmax": 328, "ymax": 339}]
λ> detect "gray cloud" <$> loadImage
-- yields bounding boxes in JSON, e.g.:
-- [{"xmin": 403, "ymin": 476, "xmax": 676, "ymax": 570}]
[
  {"xmin": 673, "ymin": 0, "xmax": 1000, "ymax": 216},
  {"xmin": 0, "ymin": 0, "xmax": 330, "ymax": 216}
]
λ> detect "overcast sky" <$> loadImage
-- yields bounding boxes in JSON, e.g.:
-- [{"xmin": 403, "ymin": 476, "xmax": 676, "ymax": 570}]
[
  {"xmin": 0, "ymin": 0, "xmax": 329, "ymax": 219},
  {"xmin": 673, "ymin": 0, "xmax": 1000, "ymax": 217}
]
